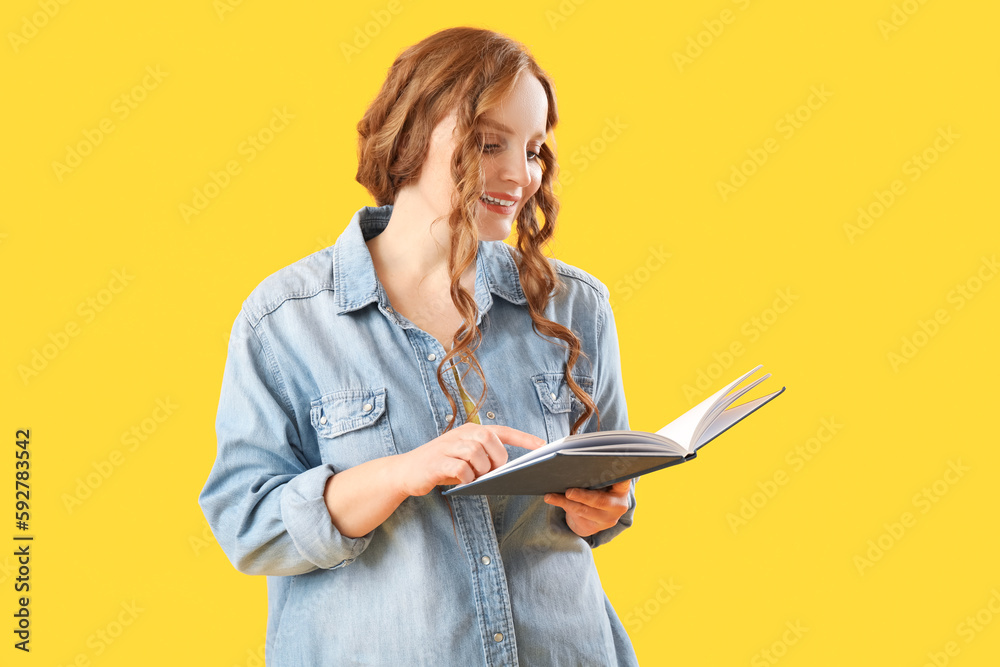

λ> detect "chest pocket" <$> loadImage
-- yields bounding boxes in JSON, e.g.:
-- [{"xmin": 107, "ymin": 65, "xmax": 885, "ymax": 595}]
[
  {"xmin": 532, "ymin": 372, "xmax": 595, "ymax": 443},
  {"xmin": 310, "ymin": 387, "xmax": 397, "ymax": 470}
]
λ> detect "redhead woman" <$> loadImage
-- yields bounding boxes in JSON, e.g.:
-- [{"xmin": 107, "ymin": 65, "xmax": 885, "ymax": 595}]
[{"xmin": 199, "ymin": 26, "xmax": 638, "ymax": 666}]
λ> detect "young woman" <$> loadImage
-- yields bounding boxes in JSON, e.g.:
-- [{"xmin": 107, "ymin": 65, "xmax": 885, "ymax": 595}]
[{"xmin": 200, "ymin": 26, "xmax": 638, "ymax": 666}]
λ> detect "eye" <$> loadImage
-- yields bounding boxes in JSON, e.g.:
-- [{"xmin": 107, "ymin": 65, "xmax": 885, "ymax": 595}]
[
  {"xmin": 527, "ymin": 150, "xmax": 539, "ymax": 161},
  {"xmin": 482, "ymin": 143, "xmax": 502, "ymax": 153}
]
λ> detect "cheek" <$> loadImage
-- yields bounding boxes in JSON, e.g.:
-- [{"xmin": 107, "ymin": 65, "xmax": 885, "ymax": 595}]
[
  {"xmin": 514, "ymin": 169, "xmax": 544, "ymax": 217},
  {"xmin": 527, "ymin": 164, "xmax": 543, "ymax": 197}
]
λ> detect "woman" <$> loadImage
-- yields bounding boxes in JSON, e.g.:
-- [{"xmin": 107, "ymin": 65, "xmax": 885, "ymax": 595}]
[{"xmin": 200, "ymin": 26, "xmax": 638, "ymax": 666}]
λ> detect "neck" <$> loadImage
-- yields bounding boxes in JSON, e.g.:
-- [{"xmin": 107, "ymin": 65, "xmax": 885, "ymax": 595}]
[{"xmin": 366, "ymin": 189, "xmax": 475, "ymax": 288}]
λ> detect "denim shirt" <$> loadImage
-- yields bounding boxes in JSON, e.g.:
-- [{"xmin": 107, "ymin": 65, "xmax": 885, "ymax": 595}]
[{"xmin": 199, "ymin": 204, "xmax": 639, "ymax": 666}]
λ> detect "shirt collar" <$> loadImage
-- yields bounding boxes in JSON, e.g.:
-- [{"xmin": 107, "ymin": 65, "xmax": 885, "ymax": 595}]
[{"xmin": 333, "ymin": 204, "xmax": 528, "ymax": 316}]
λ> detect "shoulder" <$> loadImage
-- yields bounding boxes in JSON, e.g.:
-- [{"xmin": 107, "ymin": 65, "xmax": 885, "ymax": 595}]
[
  {"xmin": 546, "ymin": 256, "xmax": 612, "ymax": 317},
  {"xmin": 504, "ymin": 244, "xmax": 610, "ymax": 303},
  {"xmin": 549, "ymin": 257, "xmax": 610, "ymax": 302},
  {"xmin": 535, "ymin": 254, "xmax": 613, "ymax": 337},
  {"xmin": 240, "ymin": 246, "xmax": 337, "ymax": 327}
]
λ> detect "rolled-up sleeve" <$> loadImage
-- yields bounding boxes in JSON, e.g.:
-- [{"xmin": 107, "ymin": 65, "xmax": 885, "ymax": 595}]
[
  {"xmin": 198, "ymin": 309, "xmax": 373, "ymax": 576},
  {"xmin": 583, "ymin": 287, "xmax": 637, "ymax": 549}
]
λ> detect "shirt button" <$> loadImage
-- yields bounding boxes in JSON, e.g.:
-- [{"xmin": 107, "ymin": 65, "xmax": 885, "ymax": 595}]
[
  {"xmin": 362, "ymin": 403, "xmax": 373, "ymax": 412},
  {"xmin": 550, "ymin": 393, "xmax": 557, "ymax": 400},
  {"xmin": 427, "ymin": 353, "xmax": 437, "ymax": 361},
  {"xmin": 386, "ymin": 306, "xmax": 394, "ymax": 312},
  {"xmin": 445, "ymin": 414, "xmax": 454, "ymax": 422},
  {"xmin": 486, "ymin": 411, "xmax": 495, "ymax": 420},
  {"xmin": 319, "ymin": 415, "xmax": 327, "ymax": 425},
  {"xmin": 493, "ymin": 632, "xmax": 504, "ymax": 642},
  {"xmin": 481, "ymin": 556, "xmax": 491, "ymax": 565}
]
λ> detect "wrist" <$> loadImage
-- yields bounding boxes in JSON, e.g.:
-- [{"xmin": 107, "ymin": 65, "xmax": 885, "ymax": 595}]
[{"xmin": 384, "ymin": 452, "xmax": 414, "ymax": 501}]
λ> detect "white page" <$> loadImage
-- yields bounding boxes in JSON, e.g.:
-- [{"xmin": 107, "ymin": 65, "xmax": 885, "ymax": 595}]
[
  {"xmin": 479, "ymin": 431, "xmax": 617, "ymax": 482},
  {"xmin": 568, "ymin": 443, "xmax": 680, "ymax": 454},
  {"xmin": 657, "ymin": 365, "xmax": 763, "ymax": 451},
  {"xmin": 696, "ymin": 387, "xmax": 784, "ymax": 448},
  {"xmin": 694, "ymin": 372, "xmax": 771, "ymax": 444},
  {"xmin": 469, "ymin": 429, "xmax": 678, "ymax": 487}
]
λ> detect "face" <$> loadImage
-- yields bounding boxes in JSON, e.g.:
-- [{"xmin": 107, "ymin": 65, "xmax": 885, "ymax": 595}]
[{"xmin": 414, "ymin": 73, "xmax": 549, "ymax": 242}]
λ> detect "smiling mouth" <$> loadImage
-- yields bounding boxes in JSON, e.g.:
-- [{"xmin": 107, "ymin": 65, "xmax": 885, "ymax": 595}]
[{"xmin": 480, "ymin": 193, "xmax": 518, "ymax": 207}]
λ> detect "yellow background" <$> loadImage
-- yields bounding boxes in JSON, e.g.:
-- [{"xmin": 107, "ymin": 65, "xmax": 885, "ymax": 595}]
[{"xmin": 3, "ymin": 0, "xmax": 998, "ymax": 664}]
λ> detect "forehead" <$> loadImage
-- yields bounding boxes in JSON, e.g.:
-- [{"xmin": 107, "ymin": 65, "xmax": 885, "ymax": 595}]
[{"xmin": 479, "ymin": 74, "xmax": 548, "ymax": 141}]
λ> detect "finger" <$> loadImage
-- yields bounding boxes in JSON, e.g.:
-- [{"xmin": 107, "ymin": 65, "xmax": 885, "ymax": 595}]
[
  {"xmin": 484, "ymin": 425, "xmax": 546, "ymax": 450},
  {"xmin": 443, "ymin": 458, "xmax": 476, "ymax": 486},
  {"xmin": 480, "ymin": 431, "xmax": 509, "ymax": 470},
  {"xmin": 563, "ymin": 487, "xmax": 617, "ymax": 510},
  {"xmin": 544, "ymin": 494, "xmax": 603, "ymax": 522},
  {"xmin": 608, "ymin": 479, "xmax": 634, "ymax": 496},
  {"xmin": 457, "ymin": 440, "xmax": 492, "ymax": 476},
  {"xmin": 542, "ymin": 492, "xmax": 568, "ymax": 509},
  {"xmin": 581, "ymin": 478, "xmax": 632, "ymax": 497}
]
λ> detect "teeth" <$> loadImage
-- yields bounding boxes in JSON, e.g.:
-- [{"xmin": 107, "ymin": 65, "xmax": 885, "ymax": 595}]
[{"xmin": 481, "ymin": 194, "xmax": 515, "ymax": 206}]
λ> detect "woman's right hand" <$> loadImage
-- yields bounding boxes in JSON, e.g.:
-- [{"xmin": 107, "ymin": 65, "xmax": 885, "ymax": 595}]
[{"xmin": 395, "ymin": 423, "xmax": 546, "ymax": 497}]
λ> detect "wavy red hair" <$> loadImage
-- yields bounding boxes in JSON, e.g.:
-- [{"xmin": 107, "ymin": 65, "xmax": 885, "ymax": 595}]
[{"xmin": 356, "ymin": 26, "xmax": 599, "ymax": 435}]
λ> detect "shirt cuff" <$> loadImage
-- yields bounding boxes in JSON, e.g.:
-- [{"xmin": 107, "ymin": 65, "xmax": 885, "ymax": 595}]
[
  {"xmin": 280, "ymin": 464, "xmax": 375, "ymax": 569},
  {"xmin": 584, "ymin": 479, "xmax": 637, "ymax": 549}
]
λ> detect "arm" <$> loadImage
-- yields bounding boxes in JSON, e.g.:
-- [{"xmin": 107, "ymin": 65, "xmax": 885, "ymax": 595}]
[
  {"xmin": 199, "ymin": 311, "xmax": 545, "ymax": 572},
  {"xmin": 323, "ymin": 422, "xmax": 543, "ymax": 538},
  {"xmin": 199, "ymin": 311, "xmax": 372, "ymax": 576}
]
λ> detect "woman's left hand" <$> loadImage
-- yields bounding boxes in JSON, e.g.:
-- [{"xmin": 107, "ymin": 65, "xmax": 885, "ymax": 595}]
[{"xmin": 543, "ymin": 479, "xmax": 633, "ymax": 538}]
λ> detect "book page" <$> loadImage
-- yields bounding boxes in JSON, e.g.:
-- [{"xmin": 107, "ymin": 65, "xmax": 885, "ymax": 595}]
[
  {"xmin": 657, "ymin": 365, "xmax": 763, "ymax": 452},
  {"xmin": 464, "ymin": 430, "xmax": 681, "ymax": 487},
  {"xmin": 695, "ymin": 387, "xmax": 786, "ymax": 449},
  {"xmin": 693, "ymin": 372, "xmax": 771, "ymax": 444}
]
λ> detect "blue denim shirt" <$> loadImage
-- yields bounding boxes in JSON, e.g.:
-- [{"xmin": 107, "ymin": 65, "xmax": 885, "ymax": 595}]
[{"xmin": 199, "ymin": 204, "xmax": 638, "ymax": 666}]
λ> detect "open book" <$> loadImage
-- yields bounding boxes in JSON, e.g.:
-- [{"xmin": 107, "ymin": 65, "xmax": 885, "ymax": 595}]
[{"xmin": 443, "ymin": 365, "xmax": 785, "ymax": 496}]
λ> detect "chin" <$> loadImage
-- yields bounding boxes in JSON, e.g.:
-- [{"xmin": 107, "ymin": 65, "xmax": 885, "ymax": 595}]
[
  {"xmin": 474, "ymin": 212, "xmax": 515, "ymax": 243},
  {"xmin": 476, "ymin": 220, "xmax": 515, "ymax": 243}
]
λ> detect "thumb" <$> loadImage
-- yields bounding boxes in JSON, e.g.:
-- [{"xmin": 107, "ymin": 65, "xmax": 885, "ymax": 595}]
[{"xmin": 610, "ymin": 478, "xmax": 633, "ymax": 494}]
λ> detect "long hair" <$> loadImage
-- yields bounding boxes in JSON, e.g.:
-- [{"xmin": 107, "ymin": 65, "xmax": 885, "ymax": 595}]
[{"xmin": 356, "ymin": 26, "xmax": 599, "ymax": 435}]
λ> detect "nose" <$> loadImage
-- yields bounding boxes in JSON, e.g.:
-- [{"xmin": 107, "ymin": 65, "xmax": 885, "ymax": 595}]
[{"xmin": 497, "ymin": 150, "xmax": 533, "ymax": 189}]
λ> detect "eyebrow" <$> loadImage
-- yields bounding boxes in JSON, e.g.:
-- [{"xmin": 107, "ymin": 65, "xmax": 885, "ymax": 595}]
[{"xmin": 479, "ymin": 117, "xmax": 547, "ymax": 142}]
